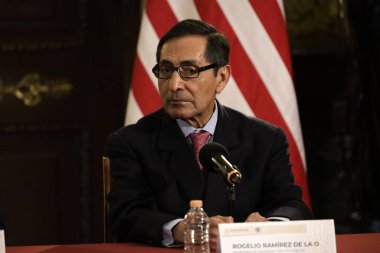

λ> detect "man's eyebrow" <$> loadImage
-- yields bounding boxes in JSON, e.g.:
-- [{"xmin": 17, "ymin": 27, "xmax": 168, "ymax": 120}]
[
  {"xmin": 179, "ymin": 60, "xmax": 197, "ymax": 65},
  {"xmin": 159, "ymin": 60, "xmax": 173, "ymax": 66},
  {"xmin": 159, "ymin": 59, "xmax": 198, "ymax": 66}
]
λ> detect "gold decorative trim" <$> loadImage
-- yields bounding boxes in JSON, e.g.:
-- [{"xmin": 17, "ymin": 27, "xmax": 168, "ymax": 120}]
[{"xmin": 0, "ymin": 73, "xmax": 73, "ymax": 106}]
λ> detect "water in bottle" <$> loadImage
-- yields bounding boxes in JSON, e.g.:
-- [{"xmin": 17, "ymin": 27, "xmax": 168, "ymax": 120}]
[{"xmin": 184, "ymin": 200, "xmax": 210, "ymax": 253}]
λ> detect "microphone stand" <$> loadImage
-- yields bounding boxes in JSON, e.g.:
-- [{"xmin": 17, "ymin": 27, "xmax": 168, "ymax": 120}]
[
  {"xmin": 226, "ymin": 183, "xmax": 236, "ymax": 217},
  {"xmin": 225, "ymin": 165, "xmax": 241, "ymax": 217}
]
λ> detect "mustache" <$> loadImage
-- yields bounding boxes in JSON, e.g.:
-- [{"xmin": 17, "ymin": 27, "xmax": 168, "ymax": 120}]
[{"xmin": 166, "ymin": 93, "xmax": 191, "ymax": 102}]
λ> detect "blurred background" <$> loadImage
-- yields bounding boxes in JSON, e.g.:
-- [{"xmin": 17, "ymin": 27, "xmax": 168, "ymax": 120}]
[{"xmin": 0, "ymin": 0, "xmax": 379, "ymax": 246}]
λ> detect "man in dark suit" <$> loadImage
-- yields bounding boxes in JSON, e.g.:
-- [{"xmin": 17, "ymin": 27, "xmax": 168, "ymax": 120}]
[{"xmin": 106, "ymin": 19, "xmax": 312, "ymax": 250}]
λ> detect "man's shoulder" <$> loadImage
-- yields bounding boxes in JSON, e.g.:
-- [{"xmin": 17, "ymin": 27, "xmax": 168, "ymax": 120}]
[
  {"xmin": 221, "ymin": 105, "xmax": 279, "ymax": 132},
  {"xmin": 111, "ymin": 109, "xmax": 165, "ymax": 137}
]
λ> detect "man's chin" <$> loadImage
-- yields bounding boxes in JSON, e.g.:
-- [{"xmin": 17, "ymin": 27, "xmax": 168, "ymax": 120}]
[{"xmin": 164, "ymin": 108, "xmax": 192, "ymax": 120}]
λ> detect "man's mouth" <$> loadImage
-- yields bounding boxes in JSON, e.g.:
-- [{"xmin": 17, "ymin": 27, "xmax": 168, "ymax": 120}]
[{"xmin": 169, "ymin": 100, "xmax": 191, "ymax": 105}]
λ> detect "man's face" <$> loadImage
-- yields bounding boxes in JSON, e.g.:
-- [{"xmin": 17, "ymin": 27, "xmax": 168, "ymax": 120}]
[{"xmin": 158, "ymin": 35, "xmax": 229, "ymax": 128}]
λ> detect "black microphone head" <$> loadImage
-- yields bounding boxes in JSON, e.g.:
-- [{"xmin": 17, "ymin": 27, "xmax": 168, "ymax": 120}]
[{"xmin": 199, "ymin": 142, "xmax": 230, "ymax": 173}]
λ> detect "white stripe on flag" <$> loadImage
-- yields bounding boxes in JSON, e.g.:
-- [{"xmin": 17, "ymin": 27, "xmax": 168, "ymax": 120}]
[
  {"xmin": 217, "ymin": 76, "xmax": 255, "ymax": 117},
  {"xmin": 125, "ymin": 90, "xmax": 144, "ymax": 125},
  {"xmin": 277, "ymin": 0, "xmax": 285, "ymax": 17},
  {"xmin": 168, "ymin": 0, "xmax": 200, "ymax": 20},
  {"xmin": 217, "ymin": 0, "xmax": 305, "ymax": 167},
  {"xmin": 137, "ymin": 10, "xmax": 160, "ymax": 91}
]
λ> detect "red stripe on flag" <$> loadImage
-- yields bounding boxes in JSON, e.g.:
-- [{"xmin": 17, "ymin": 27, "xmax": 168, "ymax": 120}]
[
  {"xmin": 249, "ymin": 0, "xmax": 293, "ymax": 76},
  {"xmin": 247, "ymin": 1, "xmax": 309, "ymax": 204},
  {"xmin": 146, "ymin": 0, "xmax": 178, "ymax": 38},
  {"xmin": 131, "ymin": 57, "xmax": 161, "ymax": 115},
  {"xmin": 194, "ymin": 1, "xmax": 283, "ymax": 126},
  {"xmin": 194, "ymin": 0, "xmax": 310, "ymax": 206}
]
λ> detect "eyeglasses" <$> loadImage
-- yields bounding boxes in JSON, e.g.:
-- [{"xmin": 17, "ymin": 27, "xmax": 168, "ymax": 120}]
[{"xmin": 152, "ymin": 63, "xmax": 217, "ymax": 80}]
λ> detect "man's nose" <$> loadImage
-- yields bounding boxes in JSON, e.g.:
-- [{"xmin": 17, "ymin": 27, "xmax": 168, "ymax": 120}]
[{"xmin": 168, "ymin": 70, "xmax": 184, "ymax": 91}]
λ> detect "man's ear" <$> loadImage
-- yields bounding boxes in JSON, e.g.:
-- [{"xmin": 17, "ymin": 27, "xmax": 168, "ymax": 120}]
[{"xmin": 216, "ymin": 65, "xmax": 231, "ymax": 94}]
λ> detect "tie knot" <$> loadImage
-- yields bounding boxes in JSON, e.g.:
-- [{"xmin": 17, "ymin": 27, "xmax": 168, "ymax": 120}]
[
  {"xmin": 189, "ymin": 131, "xmax": 210, "ymax": 170},
  {"xmin": 189, "ymin": 131, "xmax": 210, "ymax": 149}
]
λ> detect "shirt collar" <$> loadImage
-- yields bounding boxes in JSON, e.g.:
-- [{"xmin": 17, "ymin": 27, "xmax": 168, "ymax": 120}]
[{"xmin": 176, "ymin": 101, "xmax": 218, "ymax": 138}]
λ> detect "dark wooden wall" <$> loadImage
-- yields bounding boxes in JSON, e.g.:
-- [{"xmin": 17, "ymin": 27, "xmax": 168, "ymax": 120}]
[{"xmin": 0, "ymin": 0, "xmax": 140, "ymax": 245}]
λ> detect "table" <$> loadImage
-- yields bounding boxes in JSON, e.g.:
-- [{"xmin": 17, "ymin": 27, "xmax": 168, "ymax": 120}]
[
  {"xmin": 7, "ymin": 243, "xmax": 180, "ymax": 253},
  {"xmin": 6, "ymin": 233, "xmax": 380, "ymax": 253},
  {"xmin": 335, "ymin": 233, "xmax": 380, "ymax": 253}
]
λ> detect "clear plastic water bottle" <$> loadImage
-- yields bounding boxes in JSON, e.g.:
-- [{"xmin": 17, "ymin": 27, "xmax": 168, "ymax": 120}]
[{"xmin": 184, "ymin": 200, "xmax": 210, "ymax": 253}]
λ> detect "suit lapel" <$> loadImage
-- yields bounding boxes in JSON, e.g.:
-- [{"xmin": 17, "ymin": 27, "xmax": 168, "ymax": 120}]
[{"xmin": 157, "ymin": 111, "xmax": 205, "ymax": 200}]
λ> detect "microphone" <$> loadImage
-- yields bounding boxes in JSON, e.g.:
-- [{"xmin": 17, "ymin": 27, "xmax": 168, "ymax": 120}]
[{"xmin": 199, "ymin": 142, "xmax": 242, "ymax": 185}]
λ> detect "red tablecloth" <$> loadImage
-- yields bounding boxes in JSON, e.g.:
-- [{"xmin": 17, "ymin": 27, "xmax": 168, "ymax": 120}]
[{"xmin": 6, "ymin": 233, "xmax": 380, "ymax": 253}]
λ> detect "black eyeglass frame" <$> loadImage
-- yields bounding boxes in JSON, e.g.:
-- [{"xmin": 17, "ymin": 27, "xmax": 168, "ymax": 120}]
[{"xmin": 152, "ymin": 63, "xmax": 218, "ymax": 80}]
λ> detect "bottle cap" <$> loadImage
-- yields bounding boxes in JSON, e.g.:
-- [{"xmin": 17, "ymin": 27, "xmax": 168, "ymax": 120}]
[{"xmin": 190, "ymin": 200, "xmax": 203, "ymax": 207}]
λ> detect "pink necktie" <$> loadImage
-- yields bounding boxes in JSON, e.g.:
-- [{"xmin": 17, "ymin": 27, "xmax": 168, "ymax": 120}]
[{"xmin": 189, "ymin": 131, "xmax": 210, "ymax": 170}]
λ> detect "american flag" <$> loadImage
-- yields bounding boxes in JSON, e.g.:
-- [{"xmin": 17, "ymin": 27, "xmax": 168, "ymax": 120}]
[{"xmin": 125, "ymin": 0, "xmax": 311, "ymax": 207}]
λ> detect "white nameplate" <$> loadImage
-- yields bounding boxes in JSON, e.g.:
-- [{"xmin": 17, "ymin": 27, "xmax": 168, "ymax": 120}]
[
  {"xmin": 0, "ymin": 230, "xmax": 5, "ymax": 253},
  {"xmin": 217, "ymin": 219, "xmax": 336, "ymax": 253}
]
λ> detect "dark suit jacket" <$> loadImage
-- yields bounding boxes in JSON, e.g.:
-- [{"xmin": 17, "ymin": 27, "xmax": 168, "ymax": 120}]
[{"xmin": 106, "ymin": 103, "xmax": 312, "ymax": 244}]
